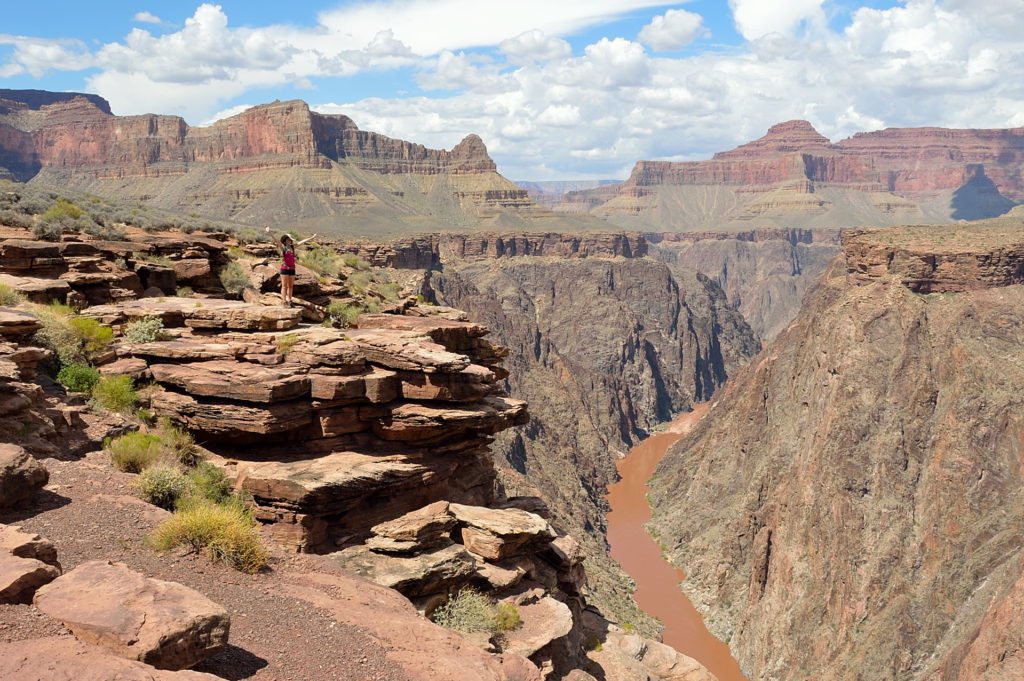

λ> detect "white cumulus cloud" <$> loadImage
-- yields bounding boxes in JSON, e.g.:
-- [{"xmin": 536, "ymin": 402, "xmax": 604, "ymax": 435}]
[
  {"xmin": 638, "ymin": 9, "xmax": 708, "ymax": 51},
  {"xmin": 729, "ymin": 0, "xmax": 826, "ymax": 40},
  {"xmin": 132, "ymin": 11, "xmax": 164, "ymax": 25},
  {"xmin": 499, "ymin": 30, "xmax": 572, "ymax": 65}
]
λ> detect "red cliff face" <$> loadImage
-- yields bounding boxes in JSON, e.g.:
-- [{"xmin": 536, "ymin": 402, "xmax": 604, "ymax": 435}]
[{"xmin": 0, "ymin": 96, "xmax": 498, "ymax": 181}]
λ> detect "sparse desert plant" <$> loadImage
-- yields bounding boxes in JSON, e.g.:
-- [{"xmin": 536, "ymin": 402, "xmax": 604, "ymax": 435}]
[
  {"xmin": 431, "ymin": 588, "xmax": 498, "ymax": 633},
  {"xmin": 378, "ymin": 282, "xmax": 402, "ymax": 301},
  {"xmin": 92, "ymin": 374, "xmax": 138, "ymax": 414},
  {"xmin": 218, "ymin": 260, "xmax": 252, "ymax": 295},
  {"xmin": 70, "ymin": 317, "xmax": 114, "ymax": 358},
  {"xmin": 133, "ymin": 464, "xmax": 191, "ymax": 510},
  {"xmin": 56, "ymin": 363, "xmax": 100, "ymax": 394},
  {"xmin": 107, "ymin": 431, "xmax": 163, "ymax": 473},
  {"xmin": 341, "ymin": 252, "xmax": 370, "ymax": 270},
  {"xmin": 495, "ymin": 603, "xmax": 521, "ymax": 632},
  {"xmin": 276, "ymin": 333, "xmax": 299, "ymax": 355},
  {"xmin": 586, "ymin": 636, "xmax": 603, "ymax": 652},
  {"xmin": 299, "ymin": 246, "xmax": 341, "ymax": 279},
  {"xmin": 149, "ymin": 497, "xmax": 268, "ymax": 574},
  {"xmin": 123, "ymin": 316, "xmax": 164, "ymax": 344},
  {"xmin": 32, "ymin": 303, "xmax": 111, "ymax": 368},
  {"xmin": 157, "ymin": 417, "xmax": 199, "ymax": 467},
  {"xmin": 176, "ymin": 286, "xmax": 194, "ymax": 297},
  {"xmin": 40, "ymin": 197, "xmax": 83, "ymax": 222},
  {"xmin": 327, "ymin": 301, "xmax": 363, "ymax": 327},
  {"xmin": 346, "ymin": 270, "xmax": 372, "ymax": 294},
  {"xmin": 0, "ymin": 283, "xmax": 25, "ymax": 306},
  {"xmin": 186, "ymin": 461, "xmax": 234, "ymax": 504}
]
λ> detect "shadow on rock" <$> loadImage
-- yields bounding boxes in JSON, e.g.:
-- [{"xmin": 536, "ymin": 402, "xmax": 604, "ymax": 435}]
[{"xmin": 192, "ymin": 644, "xmax": 270, "ymax": 680}]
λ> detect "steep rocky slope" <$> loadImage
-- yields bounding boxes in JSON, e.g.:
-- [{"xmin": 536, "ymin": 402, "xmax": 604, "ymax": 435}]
[
  {"xmin": 648, "ymin": 220, "xmax": 1024, "ymax": 681},
  {"xmin": 562, "ymin": 120, "xmax": 1024, "ymax": 229},
  {"xmin": 0, "ymin": 91, "xmax": 604, "ymax": 236},
  {"xmin": 424, "ymin": 236, "xmax": 760, "ymax": 627}
]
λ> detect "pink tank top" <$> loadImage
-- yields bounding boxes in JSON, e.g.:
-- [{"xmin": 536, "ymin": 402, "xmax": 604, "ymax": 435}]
[{"xmin": 282, "ymin": 247, "xmax": 295, "ymax": 269}]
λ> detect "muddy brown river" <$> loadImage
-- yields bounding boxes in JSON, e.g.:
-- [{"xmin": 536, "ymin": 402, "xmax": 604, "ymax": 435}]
[{"xmin": 605, "ymin": 404, "xmax": 748, "ymax": 681}]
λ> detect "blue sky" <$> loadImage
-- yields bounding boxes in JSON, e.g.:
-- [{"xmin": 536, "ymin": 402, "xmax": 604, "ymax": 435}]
[{"xmin": 3, "ymin": 1, "xmax": 1024, "ymax": 180}]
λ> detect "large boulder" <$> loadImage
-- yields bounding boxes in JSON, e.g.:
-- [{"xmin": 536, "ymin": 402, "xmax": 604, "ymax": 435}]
[
  {"xmin": 0, "ymin": 553, "xmax": 60, "ymax": 604},
  {"xmin": 0, "ymin": 637, "xmax": 225, "ymax": 681},
  {"xmin": 449, "ymin": 504, "xmax": 555, "ymax": 561},
  {"xmin": 0, "ymin": 443, "xmax": 48, "ymax": 507},
  {"xmin": 33, "ymin": 560, "xmax": 230, "ymax": 671},
  {"xmin": 330, "ymin": 542, "xmax": 477, "ymax": 598},
  {"xmin": 0, "ymin": 523, "xmax": 60, "ymax": 567},
  {"xmin": 367, "ymin": 500, "xmax": 458, "ymax": 554}
]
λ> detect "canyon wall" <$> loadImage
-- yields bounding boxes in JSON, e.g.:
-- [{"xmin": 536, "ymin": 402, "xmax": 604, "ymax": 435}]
[
  {"xmin": 562, "ymin": 120, "xmax": 1024, "ymax": 229},
  {"xmin": 648, "ymin": 221, "xmax": 1024, "ymax": 681},
  {"xmin": 425, "ymin": 243, "xmax": 761, "ymax": 628}
]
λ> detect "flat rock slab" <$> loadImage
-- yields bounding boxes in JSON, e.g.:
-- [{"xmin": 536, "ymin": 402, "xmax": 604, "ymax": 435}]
[
  {"xmin": 0, "ymin": 523, "xmax": 60, "ymax": 567},
  {"xmin": 499, "ymin": 595, "xmax": 573, "ymax": 658},
  {"xmin": 368, "ymin": 500, "xmax": 457, "ymax": 554},
  {"xmin": 346, "ymin": 329, "xmax": 470, "ymax": 373},
  {"xmin": 374, "ymin": 397, "xmax": 528, "ymax": 443},
  {"xmin": 0, "ymin": 307, "xmax": 43, "ymax": 341},
  {"xmin": 0, "ymin": 552, "xmax": 60, "ymax": 603},
  {"xmin": 150, "ymin": 360, "xmax": 310, "ymax": 403},
  {"xmin": 331, "ymin": 542, "xmax": 477, "ymax": 597},
  {"xmin": 0, "ymin": 443, "xmax": 49, "ymax": 507},
  {"xmin": 84, "ymin": 298, "xmax": 301, "ymax": 331},
  {"xmin": 0, "ymin": 637, "xmax": 225, "ymax": 681},
  {"xmin": 33, "ymin": 560, "xmax": 230, "ymax": 671},
  {"xmin": 150, "ymin": 388, "xmax": 312, "ymax": 440},
  {"xmin": 450, "ymin": 504, "xmax": 555, "ymax": 562}
]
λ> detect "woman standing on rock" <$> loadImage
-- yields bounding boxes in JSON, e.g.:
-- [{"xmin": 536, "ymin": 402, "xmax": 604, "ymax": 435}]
[{"xmin": 264, "ymin": 225, "xmax": 316, "ymax": 307}]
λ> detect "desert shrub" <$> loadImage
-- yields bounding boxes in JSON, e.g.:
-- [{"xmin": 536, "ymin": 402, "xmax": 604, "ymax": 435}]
[
  {"xmin": 299, "ymin": 246, "xmax": 341, "ymax": 278},
  {"xmin": 327, "ymin": 301, "xmax": 362, "ymax": 327},
  {"xmin": 107, "ymin": 431, "xmax": 162, "ymax": 472},
  {"xmin": 70, "ymin": 317, "xmax": 113, "ymax": 357},
  {"xmin": 621, "ymin": 621, "xmax": 634, "ymax": 634},
  {"xmin": 134, "ymin": 464, "xmax": 191, "ymax": 510},
  {"xmin": 186, "ymin": 461, "xmax": 234, "ymax": 504},
  {"xmin": 431, "ymin": 588, "xmax": 498, "ymax": 633},
  {"xmin": 341, "ymin": 252, "xmax": 370, "ymax": 270},
  {"xmin": 378, "ymin": 282, "xmax": 402, "ymax": 301},
  {"xmin": 31, "ymin": 218, "xmax": 66, "ymax": 241},
  {"xmin": 218, "ymin": 260, "xmax": 251, "ymax": 295},
  {"xmin": 0, "ymin": 283, "xmax": 25, "ymax": 306},
  {"xmin": 92, "ymin": 374, "xmax": 138, "ymax": 413},
  {"xmin": 276, "ymin": 333, "xmax": 299, "ymax": 355},
  {"xmin": 56, "ymin": 363, "xmax": 100, "ymax": 394},
  {"xmin": 149, "ymin": 497, "xmax": 268, "ymax": 573},
  {"xmin": 123, "ymin": 316, "xmax": 164, "ymax": 344},
  {"xmin": 586, "ymin": 636, "xmax": 603, "ymax": 652},
  {"xmin": 0, "ymin": 209, "xmax": 33, "ymax": 229},
  {"xmin": 32, "ymin": 302, "xmax": 84, "ymax": 367},
  {"xmin": 495, "ymin": 603, "xmax": 521, "ymax": 632},
  {"xmin": 176, "ymin": 286, "xmax": 194, "ymax": 297},
  {"xmin": 346, "ymin": 270, "xmax": 372, "ymax": 294},
  {"xmin": 40, "ymin": 198, "xmax": 83, "ymax": 222},
  {"xmin": 157, "ymin": 417, "xmax": 199, "ymax": 467}
]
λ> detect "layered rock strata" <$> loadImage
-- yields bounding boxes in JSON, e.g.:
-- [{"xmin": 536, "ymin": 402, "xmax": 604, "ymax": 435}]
[{"xmin": 649, "ymin": 221, "xmax": 1024, "ymax": 681}]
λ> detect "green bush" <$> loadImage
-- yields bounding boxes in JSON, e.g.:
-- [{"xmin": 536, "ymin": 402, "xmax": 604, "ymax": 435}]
[
  {"xmin": 92, "ymin": 374, "xmax": 138, "ymax": 413},
  {"xmin": 299, "ymin": 246, "xmax": 341, "ymax": 278},
  {"xmin": 134, "ymin": 464, "xmax": 191, "ymax": 510},
  {"xmin": 327, "ymin": 301, "xmax": 362, "ymax": 327},
  {"xmin": 495, "ymin": 603, "xmax": 521, "ymax": 631},
  {"xmin": 186, "ymin": 461, "xmax": 234, "ymax": 504},
  {"xmin": 157, "ymin": 417, "xmax": 199, "ymax": 467},
  {"xmin": 378, "ymin": 282, "xmax": 402, "ymax": 301},
  {"xmin": 149, "ymin": 498, "xmax": 268, "ymax": 574},
  {"xmin": 218, "ymin": 261, "xmax": 252, "ymax": 295},
  {"xmin": 431, "ymin": 588, "xmax": 498, "ymax": 633},
  {"xmin": 341, "ymin": 252, "xmax": 369, "ymax": 270},
  {"xmin": 56, "ymin": 363, "xmax": 100, "ymax": 394},
  {"xmin": 123, "ymin": 316, "xmax": 164, "ymax": 344},
  {"xmin": 40, "ymin": 198, "xmax": 83, "ymax": 222},
  {"xmin": 176, "ymin": 286, "xmax": 194, "ymax": 297},
  {"xmin": 32, "ymin": 304, "xmax": 112, "ymax": 368},
  {"xmin": 346, "ymin": 270, "xmax": 372, "ymax": 294},
  {"xmin": 0, "ymin": 283, "xmax": 25, "ymax": 306},
  {"xmin": 70, "ymin": 317, "xmax": 113, "ymax": 358},
  {"xmin": 108, "ymin": 431, "xmax": 162, "ymax": 472}
]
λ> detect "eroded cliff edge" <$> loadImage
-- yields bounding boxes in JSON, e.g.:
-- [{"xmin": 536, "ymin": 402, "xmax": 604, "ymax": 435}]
[
  {"xmin": 423, "ymin": 235, "xmax": 761, "ymax": 627},
  {"xmin": 648, "ymin": 220, "xmax": 1024, "ymax": 680}
]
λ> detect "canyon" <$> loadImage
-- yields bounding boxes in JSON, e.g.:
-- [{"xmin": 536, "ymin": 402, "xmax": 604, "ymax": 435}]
[{"xmin": 648, "ymin": 219, "xmax": 1024, "ymax": 681}]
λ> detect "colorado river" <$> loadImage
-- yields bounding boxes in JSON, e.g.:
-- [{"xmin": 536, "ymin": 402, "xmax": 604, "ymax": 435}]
[{"xmin": 605, "ymin": 403, "xmax": 747, "ymax": 681}]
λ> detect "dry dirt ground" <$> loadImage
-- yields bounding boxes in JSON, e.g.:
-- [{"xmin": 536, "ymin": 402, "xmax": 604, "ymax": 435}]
[{"xmin": 0, "ymin": 447, "xmax": 410, "ymax": 681}]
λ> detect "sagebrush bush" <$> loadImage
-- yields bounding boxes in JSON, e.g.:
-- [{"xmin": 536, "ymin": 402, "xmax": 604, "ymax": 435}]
[
  {"xmin": 431, "ymin": 588, "xmax": 499, "ymax": 633},
  {"xmin": 327, "ymin": 301, "xmax": 362, "ymax": 327},
  {"xmin": 346, "ymin": 270, "xmax": 372, "ymax": 294},
  {"xmin": 0, "ymin": 283, "xmax": 25, "ymax": 307},
  {"xmin": 32, "ymin": 304, "xmax": 112, "ymax": 369},
  {"xmin": 92, "ymin": 374, "xmax": 138, "ymax": 413},
  {"xmin": 495, "ymin": 603, "xmax": 521, "ymax": 632},
  {"xmin": 56, "ymin": 363, "xmax": 100, "ymax": 394},
  {"xmin": 108, "ymin": 431, "xmax": 163, "ymax": 473},
  {"xmin": 341, "ymin": 252, "xmax": 369, "ymax": 270},
  {"xmin": 149, "ymin": 498, "xmax": 268, "ymax": 574},
  {"xmin": 123, "ymin": 316, "xmax": 164, "ymax": 344},
  {"xmin": 298, "ymin": 246, "xmax": 341, "ymax": 278},
  {"xmin": 218, "ymin": 261, "xmax": 251, "ymax": 295},
  {"xmin": 134, "ymin": 464, "xmax": 191, "ymax": 510}
]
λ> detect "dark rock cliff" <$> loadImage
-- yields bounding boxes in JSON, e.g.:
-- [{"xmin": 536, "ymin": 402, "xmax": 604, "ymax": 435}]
[
  {"xmin": 425, "ymin": 250, "xmax": 760, "ymax": 628},
  {"xmin": 648, "ymin": 222, "xmax": 1024, "ymax": 681}
]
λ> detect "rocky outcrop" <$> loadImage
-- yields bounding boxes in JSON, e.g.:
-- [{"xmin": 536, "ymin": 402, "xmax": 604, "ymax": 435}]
[
  {"xmin": 438, "ymin": 232, "xmax": 647, "ymax": 260},
  {"xmin": 34, "ymin": 560, "xmax": 230, "ymax": 670},
  {"xmin": 427, "ymin": 254, "xmax": 760, "ymax": 630},
  {"xmin": 648, "ymin": 222, "xmax": 1024, "ymax": 681},
  {"xmin": 0, "ymin": 443, "xmax": 48, "ymax": 507},
  {"xmin": 561, "ymin": 120, "xmax": 1024, "ymax": 228}
]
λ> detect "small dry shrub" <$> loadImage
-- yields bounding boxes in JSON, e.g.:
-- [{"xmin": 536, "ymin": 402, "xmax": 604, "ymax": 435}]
[
  {"xmin": 134, "ymin": 464, "xmax": 191, "ymax": 510},
  {"xmin": 149, "ymin": 498, "xmax": 268, "ymax": 574},
  {"xmin": 0, "ymin": 283, "xmax": 25, "ymax": 307},
  {"xmin": 92, "ymin": 374, "xmax": 138, "ymax": 413},
  {"xmin": 431, "ymin": 588, "xmax": 498, "ymax": 633},
  {"xmin": 108, "ymin": 431, "xmax": 162, "ymax": 472}
]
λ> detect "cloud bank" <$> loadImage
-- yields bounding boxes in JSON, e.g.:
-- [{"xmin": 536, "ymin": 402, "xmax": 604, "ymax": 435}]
[{"xmin": 2, "ymin": 0, "xmax": 1023, "ymax": 180}]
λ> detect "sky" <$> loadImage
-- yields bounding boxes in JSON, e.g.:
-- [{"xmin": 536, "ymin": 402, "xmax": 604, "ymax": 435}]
[{"xmin": 2, "ymin": 0, "xmax": 1023, "ymax": 181}]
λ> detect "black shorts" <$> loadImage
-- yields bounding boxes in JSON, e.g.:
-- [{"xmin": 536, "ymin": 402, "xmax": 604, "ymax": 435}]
[{"xmin": 280, "ymin": 268, "xmax": 296, "ymax": 276}]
